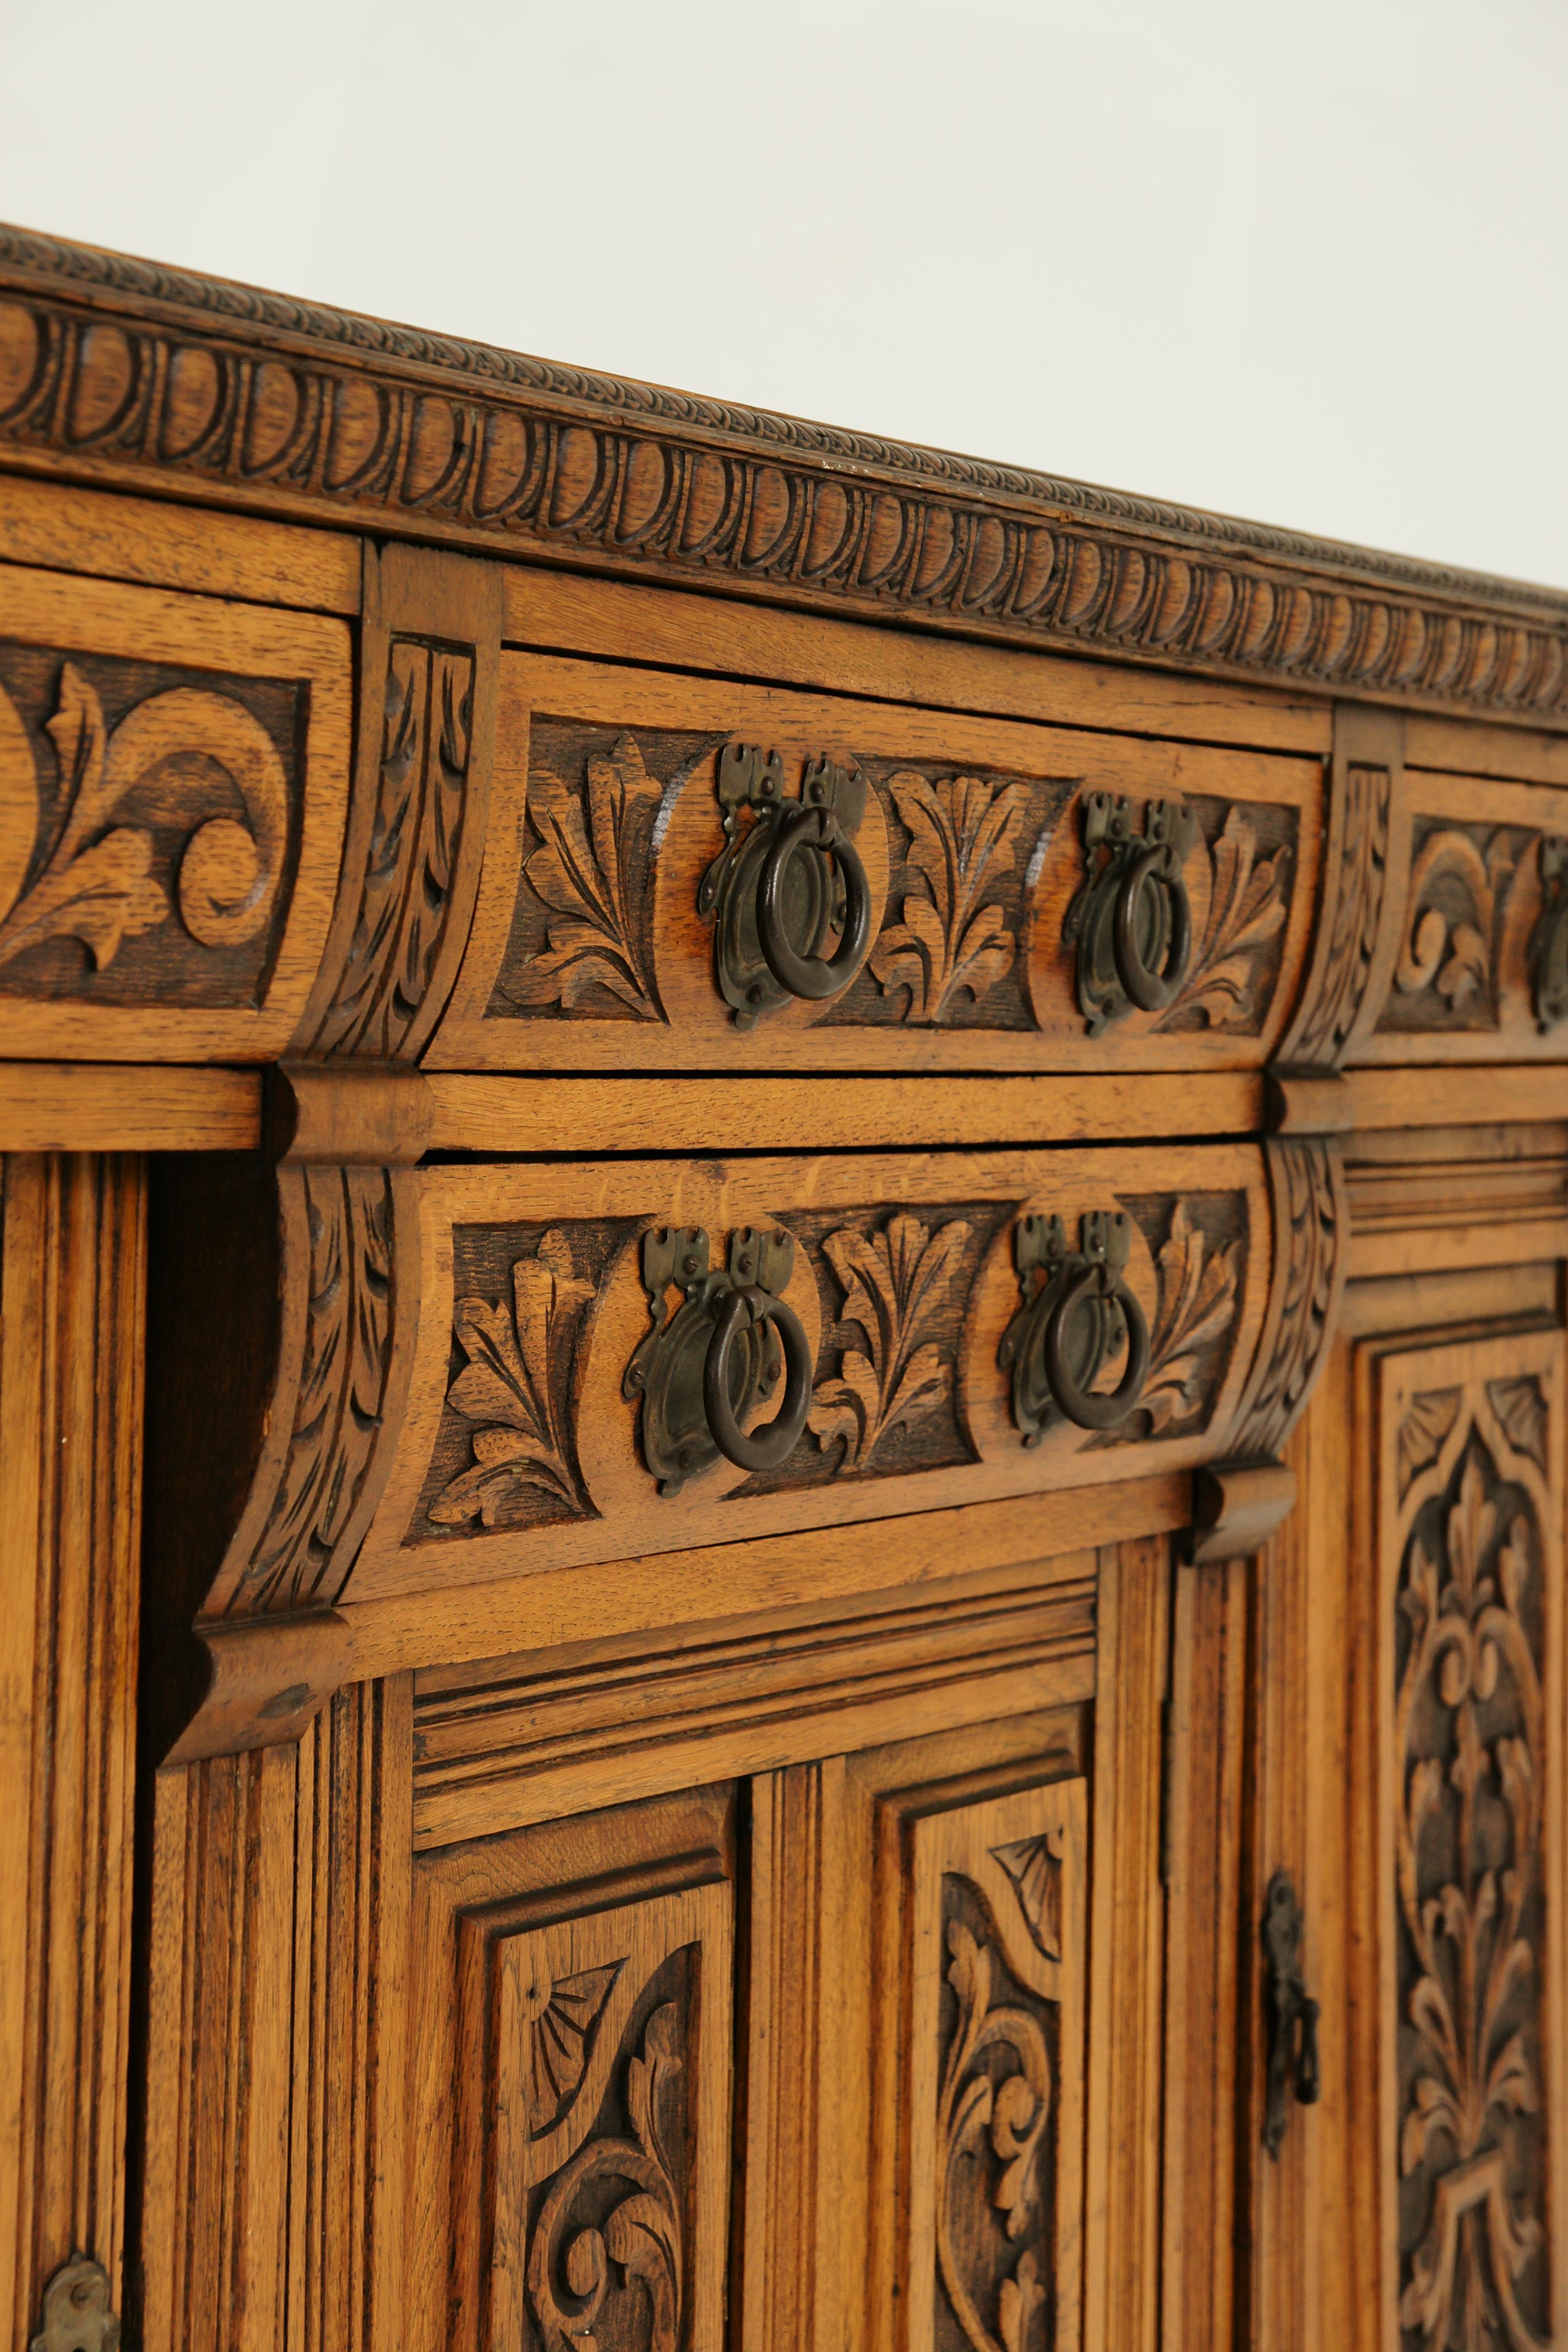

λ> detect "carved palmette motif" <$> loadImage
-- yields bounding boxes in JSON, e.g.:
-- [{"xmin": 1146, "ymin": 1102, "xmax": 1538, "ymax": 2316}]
[
  {"xmin": 0, "ymin": 649, "xmax": 293, "ymax": 999},
  {"xmin": 1392, "ymin": 1374, "xmax": 1555, "ymax": 2351},
  {"xmin": 911, "ymin": 1781, "xmax": 1086, "ymax": 2352}
]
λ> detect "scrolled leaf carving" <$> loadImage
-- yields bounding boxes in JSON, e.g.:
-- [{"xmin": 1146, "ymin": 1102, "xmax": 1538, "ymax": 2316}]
[
  {"xmin": 1139, "ymin": 1199, "xmax": 1241, "ymax": 1435},
  {"xmin": 1395, "ymin": 1386, "xmax": 1551, "ymax": 2350},
  {"xmin": 869, "ymin": 770, "xmax": 1024, "ymax": 1023},
  {"xmin": 503, "ymin": 732, "xmax": 664, "ymax": 1020},
  {"xmin": 1156, "ymin": 806, "xmax": 1289, "ymax": 1031},
  {"xmin": 428, "ymin": 1228, "xmax": 595, "ymax": 1529},
  {"xmin": 526, "ymin": 1999, "xmax": 685, "ymax": 2352},
  {"xmin": 938, "ymin": 1907, "xmax": 1053, "ymax": 2352},
  {"xmin": 808, "ymin": 1209, "xmax": 971, "ymax": 1473},
  {"xmin": 0, "ymin": 660, "xmax": 288, "ymax": 984},
  {"xmin": 1389, "ymin": 824, "xmax": 1520, "ymax": 1028}
]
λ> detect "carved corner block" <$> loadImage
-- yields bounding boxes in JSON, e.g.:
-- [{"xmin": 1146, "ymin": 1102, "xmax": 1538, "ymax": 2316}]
[{"xmin": 1186, "ymin": 1458, "xmax": 1298, "ymax": 1564}]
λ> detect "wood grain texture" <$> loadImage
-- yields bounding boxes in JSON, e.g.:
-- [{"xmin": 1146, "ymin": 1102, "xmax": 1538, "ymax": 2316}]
[
  {"xmin": 4, "ymin": 225, "xmax": 1568, "ymax": 725},
  {"xmin": 0, "ymin": 1060, "xmax": 261, "ymax": 1150},
  {"xmin": 135, "ymin": 1676, "xmax": 411, "ymax": 2352},
  {"xmin": 0, "ymin": 1153, "xmax": 143, "ymax": 2347},
  {"xmin": 0, "ymin": 470, "xmax": 361, "ymax": 612}
]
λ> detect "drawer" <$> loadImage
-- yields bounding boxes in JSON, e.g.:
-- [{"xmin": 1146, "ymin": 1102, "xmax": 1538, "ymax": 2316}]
[
  {"xmin": 154, "ymin": 1142, "xmax": 1276, "ymax": 1691},
  {"xmin": 430, "ymin": 655, "xmax": 1324, "ymax": 1072},
  {"xmin": 1349, "ymin": 761, "xmax": 1568, "ymax": 1063}
]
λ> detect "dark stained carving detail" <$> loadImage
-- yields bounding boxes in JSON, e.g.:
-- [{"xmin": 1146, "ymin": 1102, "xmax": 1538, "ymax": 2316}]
[
  {"xmin": 1382, "ymin": 823, "xmax": 1522, "ymax": 1034},
  {"xmin": 0, "ymin": 647, "xmax": 295, "ymax": 1003},
  {"xmin": 525, "ymin": 1984, "xmax": 688, "ymax": 2352},
  {"xmin": 867, "ymin": 770, "xmax": 1025, "ymax": 1023},
  {"xmin": 937, "ymin": 1880, "xmax": 1056, "ymax": 2352},
  {"xmin": 305, "ymin": 638, "xmax": 476, "ymax": 1056},
  {"xmin": 807, "ymin": 1208, "xmax": 972, "ymax": 1473},
  {"xmin": 499, "ymin": 730, "xmax": 665, "ymax": 1022},
  {"xmin": 1488, "ymin": 1376, "xmax": 1549, "ymax": 1474},
  {"xmin": 1398, "ymin": 1389, "xmax": 1463, "ymax": 1501},
  {"xmin": 992, "ymin": 1832, "xmax": 1065, "ymax": 1964},
  {"xmin": 222, "ymin": 1165, "xmax": 408, "ymax": 1614},
  {"xmin": 1529, "ymin": 836, "xmax": 1568, "ymax": 1033},
  {"xmin": 1139, "ymin": 1198, "xmax": 1243, "ymax": 1435},
  {"xmin": 412, "ymin": 1214, "xmax": 633, "ymax": 1540},
  {"xmin": 700, "ymin": 742, "xmax": 872, "ymax": 1027},
  {"xmin": 1228, "ymin": 1139, "xmax": 1344, "ymax": 1463},
  {"xmin": 28, "ymin": 2255, "xmax": 121, "ymax": 2352},
  {"xmin": 1155, "ymin": 807, "xmax": 1291, "ymax": 1033},
  {"xmin": 518, "ymin": 1962, "xmax": 624, "ymax": 2139},
  {"xmin": 6, "ymin": 233, "xmax": 1568, "ymax": 719},
  {"xmin": 1395, "ymin": 1391, "xmax": 1551, "ymax": 2350},
  {"xmin": 1287, "ymin": 761, "xmax": 1391, "ymax": 1065},
  {"xmin": 427, "ymin": 1228, "xmax": 596, "ymax": 1531}
]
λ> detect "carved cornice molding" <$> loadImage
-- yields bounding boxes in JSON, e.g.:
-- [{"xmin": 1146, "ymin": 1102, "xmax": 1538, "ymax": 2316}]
[{"xmin": 3, "ymin": 224, "xmax": 1568, "ymax": 723}]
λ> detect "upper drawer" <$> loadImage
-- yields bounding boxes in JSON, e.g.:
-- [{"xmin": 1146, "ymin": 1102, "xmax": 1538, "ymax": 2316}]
[{"xmin": 429, "ymin": 655, "xmax": 1324, "ymax": 1072}]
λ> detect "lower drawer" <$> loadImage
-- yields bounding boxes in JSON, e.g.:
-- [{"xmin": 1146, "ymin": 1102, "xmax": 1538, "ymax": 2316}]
[{"xmin": 156, "ymin": 1141, "xmax": 1271, "ymax": 1642}]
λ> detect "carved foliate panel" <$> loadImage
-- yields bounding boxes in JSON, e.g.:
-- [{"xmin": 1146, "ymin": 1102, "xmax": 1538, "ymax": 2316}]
[
  {"xmin": 0, "ymin": 567, "xmax": 350, "ymax": 1055},
  {"xmin": 906, "ymin": 1781, "xmax": 1088, "ymax": 2352},
  {"xmin": 411, "ymin": 1796, "xmax": 734, "ymax": 2352},
  {"xmin": 1378, "ymin": 1332, "xmax": 1566, "ymax": 2351},
  {"xmin": 434, "ymin": 662, "xmax": 1321, "ymax": 1072}
]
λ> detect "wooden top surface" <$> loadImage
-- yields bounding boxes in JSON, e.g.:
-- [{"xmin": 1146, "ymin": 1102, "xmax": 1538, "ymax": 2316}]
[{"xmin": 2, "ymin": 221, "xmax": 1566, "ymax": 728}]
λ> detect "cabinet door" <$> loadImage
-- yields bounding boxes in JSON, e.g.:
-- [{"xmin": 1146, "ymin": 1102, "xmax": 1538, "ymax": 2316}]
[{"xmin": 1272, "ymin": 1230, "xmax": 1568, "ymax": 2351}]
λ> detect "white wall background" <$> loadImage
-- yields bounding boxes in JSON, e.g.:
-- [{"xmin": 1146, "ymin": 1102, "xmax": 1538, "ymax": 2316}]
[{"xmin": 1, "ymin": 0, "xmax": 1564, "ymax": 586}]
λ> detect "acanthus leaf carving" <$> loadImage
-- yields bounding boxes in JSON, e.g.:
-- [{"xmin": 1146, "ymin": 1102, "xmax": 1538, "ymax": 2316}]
[
  {"xmin": 429, "ymin": 1228, "xmax": 595, "ymax": 1528},
  {"xmin": 1155, "ymin": 806, "xmax": 1290, "ymax": 1032},
  {"xmin": 1140, "ymin": 1198, "xmax": 1241, "ymax": 1435},
  {"xmin": 1228, "ymin": 1137, "xmax": 1344, "ymax": 1463},
  {"xmin": 1395, "ymin": 1386, "xmax": 1551, "ymax": 2351},
  {"xmin": 1287, "ymin": 760, "xmax": 1390, "ymax": 1066},
  {"xmin": 868, "ymin": 770, "xmax": 1024, "ymax": 1023},
  {"xmin": 938, "ymin": 1905, "xmax": 1053, "ymax": 2352},
  {"xmin": 808, "ymin": 1208, "xmax": 970, "ymax": 1473},
  {"xmin": 1391, "ymin": 825, "xmax": 1518, "ymax": 1025},
  {"xmin": 503, "ymin": 732, "xmax": 664, "ymax": 1021},
  {"xmin": 526, "ymin": 1997, "xmax": 685, "ymax": 2352},
  {"xmin": 0, "ymin": 659, "xmax": 288, "ymax": 983},
  {"xmin": 308, "ymin": 637, "xmax": 477, "ymax": 1057},
  {"xmin": 1398, "ymin": 1387, "xmax": 1463, "ymax": 1500}
]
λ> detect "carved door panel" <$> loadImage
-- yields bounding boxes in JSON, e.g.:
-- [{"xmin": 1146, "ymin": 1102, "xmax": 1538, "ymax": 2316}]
[
  {"xmin": 407, "ymin": 1784, "xmax": 736, "ymax": 2352},
  {"xmin": 1276, "ymin": 1262, "xmax": 1568, "ymax": 2352}
]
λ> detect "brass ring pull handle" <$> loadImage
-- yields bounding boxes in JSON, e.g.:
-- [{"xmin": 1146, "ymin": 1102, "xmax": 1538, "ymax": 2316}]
[
  {"xmin": 703, "ymin": 1283, "xmax": 814, "ymax": 1471},
  {"xmin": 756, "ymin": 805, "xmax": 873, "ymax": 1001},
  {"xmin": 1112, "ymin": 837, "xmax": 1192, "ymax": 1012},
  {"xmin": 1043, "ymin": 1261, "xmax": 1150, "ymax": 1430}
]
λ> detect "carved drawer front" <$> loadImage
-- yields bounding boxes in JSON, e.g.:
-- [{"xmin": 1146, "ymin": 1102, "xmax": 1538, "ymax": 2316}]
[
  {"xmin": 0, "ymin": 560, "xmax": 351, "ymax": 1057},
  {"xmin": 1369, "ymin": 1326, "xmax": 1567, "ymax": 2346},
  {"xmin": 328, "ymin": 1142, "xmax": 1267, "ymax": 1626},
  {"xmin": 409, "ymin": 1785, "xmax": 735, "ymax": 2352},
  {"xmin": 429, "ymin": 652, "xmax": 1322, "ymax": 1074},
  {"xmin": 1348, "ymin": 762, "xmax": 1568, "ymax": 1064}
]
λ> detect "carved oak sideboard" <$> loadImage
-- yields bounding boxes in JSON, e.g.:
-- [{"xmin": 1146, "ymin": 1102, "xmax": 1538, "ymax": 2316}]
[{"xmin": 2, "ymin": 224, "xmax": 1567, "ymax": 2352}]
